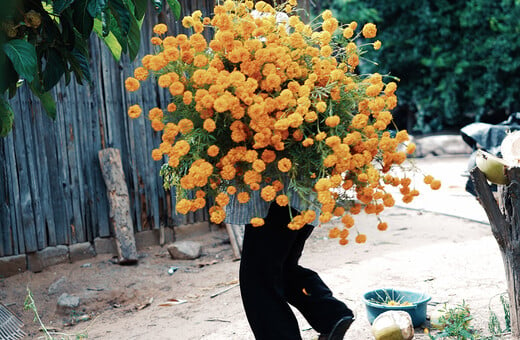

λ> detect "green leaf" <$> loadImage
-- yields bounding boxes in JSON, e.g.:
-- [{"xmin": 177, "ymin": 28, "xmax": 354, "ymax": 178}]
[
  {"xmin": 29, "ymin": 83, "xmax": 57, "ymax": 120},
  {"xmin": 70, "ymin": 49, "xmax": 91, "ymax": 83},
  {"xmin": 127, "ymin": 13, "xmax": 141, "ymax": 61},
  {"xmin": 87, "ymin": 0, "xmax": 108, "ymax": 17},
  {"xmin": 0, "ymin": 95, "xmax": 14, "ymax": 136},
  {"xmin": 73, "ymin": 0, "xmax": 94, "ymax": 39},
  {"xmin": 42, "ymin": 49, "xmax": 66, "ymax": 91},
  {"xmin": 132, "ymin": 0, "xmax": 148, "ymax": 20},
  {"xmin": 109, "ymin": 0, "xmax": 131, "ymax": 35},
  {"xmin": 166, "ymin": 0, "xmax": 181, "ymax": 19},
  {"xmin": 3, "ymin": 40, "xmax": 37, "ymax": 83},
  {"xmin": 93, "ymin": 17, "xmax": 122, "ymax": 60},
  {"xmin": 153, "ymin": 0, "xmax": 163, "ymax": 12},
  {"xmin": 53, "ymin": 0, "xmax": 76, "ymax": 14},
  {"xmin": 0, "ymin": 55, "xmax": 18, "ymax": 94}
]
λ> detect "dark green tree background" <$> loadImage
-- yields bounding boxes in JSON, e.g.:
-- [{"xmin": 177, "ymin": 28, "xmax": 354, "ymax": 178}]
[{"xmin": 317, "ymin": 0, "xmax": 520, "ymax": 133}]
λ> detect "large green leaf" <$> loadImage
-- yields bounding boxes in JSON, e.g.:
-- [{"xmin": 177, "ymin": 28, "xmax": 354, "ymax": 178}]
[
  {"xmin": 87, "ymin": 0, "xmax": 108, "ymax": 17},
  {"xmin": 73, "ymin": 0, "xmax": 94, "ymax": 39},
  {"xmin": 43, "ymin": 49, "xmax": 66, "ymax": 91},
  {"xmin": 166, "ymin": 0, "xmax": 181, "ymax": 19},
  {"xmin": 109, "ymin": 0, "xmax": 131, "ymax": 35},
  {"xmin": 93, "ymin": 17, "xmax": 123, "ymax": 60},
  {"xmin": 0, "ymin": 96, "xmax": 14, "ymax": 137},
  {"xmin": 29, "ymin": 83, "xmax": 57, "ymax": 120},
  {"xmin": 127, "ymin": 13, "xmax": 141, "ymax": 61},
  {"xmin": 132, "ymin": 0, "xmax": 148, "ymax": 20},
  {"xmin": 69, "ymin": 49, "xmax": 91, "ymax": 83},
  {"xmin": 3, "ymin": 40, "xmax": 37, "ymax": 83},
  {"xmin": 53, "ymin": 0, "xmax": 76, "ymax": 14}
]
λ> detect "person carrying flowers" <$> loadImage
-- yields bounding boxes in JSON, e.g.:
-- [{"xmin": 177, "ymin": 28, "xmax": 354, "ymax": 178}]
[{"xmin": 125, "ymin": 0, "xmax": 441, "ymax": 338}]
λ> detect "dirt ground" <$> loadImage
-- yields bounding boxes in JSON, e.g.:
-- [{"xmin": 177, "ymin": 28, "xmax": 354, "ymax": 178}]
[{"xmin": 1, "ymin": 156, "xmax": 513, "ymax": 339}]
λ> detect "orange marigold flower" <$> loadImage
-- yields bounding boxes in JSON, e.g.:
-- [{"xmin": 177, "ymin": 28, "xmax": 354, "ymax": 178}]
[
  {"xmin": 133, "ymin": 67, "xmax": 149, "ymax": 81},
  {"xmin": 261, "ymin": 149, "xmax": 276, "ymax": 163},
  {"xmin": 167, "ymin": 103, "xmax": 177, "ymax": 112},
  {"xmin": 125, "ymin": 77, "xmax": 140, "ymax": 92},
  {"xmin": 176, "ymin": 198, "xmax": 192, "ymax": 214},
  {"xmin": 329, "ymin": 227, "xmax": 340, "ymax": 238},
  {"xmin": 128, "ymin": 104, "xmax": 142, "ymax": 119},
  {"xmin": 423, "ymin": 175, "xmax": 434, "ymax": 184},
  {"xmin": 207, "ymin": 145, "xmax": 219, "ymax": 157},
  {"xmin": 260, "ymin": 185, "xmax": 276, "ymax": 202},
  {"xmin": 151, "ymin": 37, "xmax": 162, "ymax": 45},
  {"xmin": 203, "ymin": 118, "xmax": 216, "ymax": 132},
  {"xmin": 406, "ymin": 142, "xmax": 416, "ymax": 154},
  {"xmin": 273, "ymin": 194, "xmax": 287, "ymax": 207},
  {"xmin": 341, "ymin": 214, "xmax": 354, "ymax": 228},
  {"xmin": 362, "ymin": 23, "xmax": 377, "ymax": 38},
  {"xmin": 339, "ymin": 238, "xmax": 349, "ymax": 246},
  {"xmin": 430, "ymin": 180, "xmax": 441, "ymax": 190},
  {"xmin": 151, "ymin": 149, "xmax": 162, "ymax": 161},
  {"xmin": 210, "ymin": 207, "xmax": 226, "ymax": 224},
  {"xmin": 355, "ymin": 233, "xmax": 367, "ymax": 243},
  {"xmin": 325, "ymin": 115, "xmax": 340, "ymax": 127},
  {"xmin": 277, "ymin": 158, "xmax": 292, "ymax": 172},
  {"xmin": 237, "ymin": 191, "xmax": 250, "ymax": 203},
  {"xmin": 343, "ymin": 27, "xmax": 354, "ymax": 39},
  {"xmin": 302, "ymin": 138, "xmax": 314, "ymax": 147},
  {"xmin": 226, "ymin": 186, "xmax": 237, "ymax": 195},
  {"xmin": 215, "ymin": 192, "xmax": 230, "ymax": 206},
  {"xmin": 252, "ymin": 159, "xmax": 266, "ymax": 172},
  {"xmin": 250, "ymin": 217, "xmax": 265, "ymax": 227},
  {"xmin": 153, "ymin": 23, "xmax": 168, "ymax": 35},
  {"xmin": 316, "ymin": 101, "xmax": 327, "ymax": 113},
  {"xmin": 178, "ymin": 119, "xmax": 194, "ymax": 134},
  {"xmin": 183, "ymin": 91, "xmax": 193, "ymax": 105},
  {"xmin": 377, "ymin": 222, "xmax": 388, "ymax": 231},
  {"xmin": 373, "ymin": 40, "xmax": 382, "ymax": 50},
  {"xmin": 169, "ymin": 82, "xmax": 185, "ymax": 96}
]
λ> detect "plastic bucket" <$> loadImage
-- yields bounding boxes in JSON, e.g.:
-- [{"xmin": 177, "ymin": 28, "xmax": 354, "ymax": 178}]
[{"xmin": 362, "ymin": 288, "xmax": 431, "ymax": 327}]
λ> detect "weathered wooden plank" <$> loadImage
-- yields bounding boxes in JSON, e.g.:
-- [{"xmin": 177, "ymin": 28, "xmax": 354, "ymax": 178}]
[
  {"xmin": 88, "ymin": 37, "xmax": 111, "ymax": 238},
  {"xmin": 53, "ymin": 81, "xmax": 73, "ymax": 245},
  {"xmin": 11, "ymin": 89, "xmax": 38, "ymax": 252},
  {"xmin": 23, "ymin": 90, "xmax": 48, "ymax": 250},
  {"xmin": 35, "ymin": 107, "xmax": 57, "ymax": 246},
  {"xmin": 0, "ymin": 140, "xmax": 10, "ymax": 256},
  {"xmin": 4, "ymin": 133, "xmax": 23, "ymax": 255}
]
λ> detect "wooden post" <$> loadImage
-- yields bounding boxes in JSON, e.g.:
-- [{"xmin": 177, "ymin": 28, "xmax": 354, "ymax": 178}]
[
  {"xmin": 98, "ymin": 148, "xmax": 138, "ymax": 265},
  {"xmin": 471, "ymin": 166, "xmax": 520, "ymax": 339},
  {"xmin": 225, "ymin": 223, "xmax": 244, "ymax": 259}
]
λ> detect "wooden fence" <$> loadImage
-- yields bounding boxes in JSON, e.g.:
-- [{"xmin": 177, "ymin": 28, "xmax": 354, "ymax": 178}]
[{"xmin": 0, "ymin": 0, "xmax": 216, "ymax": 258}]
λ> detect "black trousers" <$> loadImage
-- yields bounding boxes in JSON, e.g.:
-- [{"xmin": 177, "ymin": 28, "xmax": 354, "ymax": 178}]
[{"xmin": 239, "ymin": 203, "xmax": 353, "ymax": 340}]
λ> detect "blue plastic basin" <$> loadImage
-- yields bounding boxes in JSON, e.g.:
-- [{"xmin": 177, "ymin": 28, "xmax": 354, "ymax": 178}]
[{"xmin": 362, "ymin": 288, "xmax": 431, "ymax": 327}]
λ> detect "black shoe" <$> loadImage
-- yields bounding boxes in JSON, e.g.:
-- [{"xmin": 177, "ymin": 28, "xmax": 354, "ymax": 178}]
[{"xmin": 318, "ymin": 315, "xmax": 355, "ymax": 340}]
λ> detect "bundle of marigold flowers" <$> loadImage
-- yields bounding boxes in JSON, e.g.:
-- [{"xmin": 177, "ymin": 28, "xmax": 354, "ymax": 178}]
[{"xmin": 125, "ymin": 0, "xmax": 441, "ymax": 245}]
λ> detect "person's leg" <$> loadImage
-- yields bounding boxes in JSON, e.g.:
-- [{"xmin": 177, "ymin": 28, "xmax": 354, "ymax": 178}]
[
  {"xmin": 283, "ymin": 224, "xmax": 354, "ymax": 335},
  {"xmin": 239, "ymin": 204, "xmax": 303, "ymax": 340}
]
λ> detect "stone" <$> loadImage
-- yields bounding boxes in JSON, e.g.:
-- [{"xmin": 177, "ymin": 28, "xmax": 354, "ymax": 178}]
[
  {"xmin": 69, "ymin": 242, "xmax": 96, "ymax": 262},
  {"xmin": 26, "ymin": 245, "xmax": 69, "ymax": 273},
  {"xmin": 57, "ymin": 293, "xmax": 80, "ymax": 314},
  {"xmin": 0, "ymin": 254, "xmax": 26, "ymax": 278},
  {"xmin": 48, "ymin": 276, "xmax": 67, "ymax": 295},
  {"xmin": 167, "ymin": 241, "xmax": 202, "ymax": 260},
  {"xmin": 94, "ymin": 237, "xmax": 117, "ymax": 255}
]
